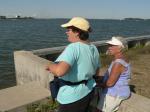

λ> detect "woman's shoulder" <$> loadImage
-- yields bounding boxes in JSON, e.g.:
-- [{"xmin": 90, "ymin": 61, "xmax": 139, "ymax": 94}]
[
  {"xmin": 65, "ymin": 43, "xmax": 80, "ymax": 52},
  {"xmin": 114, "ymin": 59, "xmax": 130, "ymax": 67},
  {"xmin": 66, "ymin": 43, "xmax": 77, "ymax": 49},
  {"xmin": 67, "ymin": 42, "xmax": 80, "ymax": 47},
  {"xmin": 67, "ymin": 42, "xmax": 98, "ymax": 50},
  {"xmin": 67, "ymin": 42, "xmax": 87, "ymax": 48}
]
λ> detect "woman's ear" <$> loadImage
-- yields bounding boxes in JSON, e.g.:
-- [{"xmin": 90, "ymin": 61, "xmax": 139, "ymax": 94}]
[{"xmin": 75, "ymin": 32, "xmax": 79, "ymax": 38}]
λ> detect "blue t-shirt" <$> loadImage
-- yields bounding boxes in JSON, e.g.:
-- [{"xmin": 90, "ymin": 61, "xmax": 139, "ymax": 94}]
[{"xmin": 55, "ymin": 42, "xmax": 100, "ymax": 104}]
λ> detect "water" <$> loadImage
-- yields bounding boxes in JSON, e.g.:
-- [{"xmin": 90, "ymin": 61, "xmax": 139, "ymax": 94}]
[{"xmin": 0, "ymin": 19, "xmax": 150, "ymax": 89}]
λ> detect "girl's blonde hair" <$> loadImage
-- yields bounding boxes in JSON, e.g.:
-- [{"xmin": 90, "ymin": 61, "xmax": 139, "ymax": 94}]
[{"xmin": 115, "ymin": 36, "xmax": 128, "ymax": 52}]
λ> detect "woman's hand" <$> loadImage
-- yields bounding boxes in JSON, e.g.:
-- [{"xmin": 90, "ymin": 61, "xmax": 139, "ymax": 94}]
[
  {"xmin": 45, "ymin": 61, "xmax": 70, "ymax": 77},
  {"xmin": 45, "ymin": 62, "xmax": 52, "ymax": 72},
  {"xmin": 46, "ymin": 65, "xmax": 50, "ymax": 71}
]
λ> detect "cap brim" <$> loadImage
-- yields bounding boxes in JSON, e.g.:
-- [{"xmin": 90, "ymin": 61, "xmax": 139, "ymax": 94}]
[
  {"xmin": 106, "ymin": 41, "xmax": 114, "ymax": 45},
  {"xmin": 61, "ymin": 23, "xmax": 72, "ymax": 28}
]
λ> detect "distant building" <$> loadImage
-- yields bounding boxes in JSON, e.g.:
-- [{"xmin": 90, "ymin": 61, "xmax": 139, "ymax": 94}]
[
  {"xmin": 0, "ymin": 16, "xmax": 6, "ymax": 19},
  {"xmin": 124, "ymin": 18, "xmax": 144, "ymax": 21},
  {"xmin": 15, "ymin": 15, "xmax": 34, "ymax": 19},
  {"xmin": 16, "ymin": 15, "xmax": 21, "ymax": 19}
]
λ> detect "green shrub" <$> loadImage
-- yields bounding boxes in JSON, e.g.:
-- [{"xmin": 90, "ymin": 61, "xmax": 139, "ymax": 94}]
[{"xmin": 27, "ymin": 97, "xmax": 59, "ymax": 112}]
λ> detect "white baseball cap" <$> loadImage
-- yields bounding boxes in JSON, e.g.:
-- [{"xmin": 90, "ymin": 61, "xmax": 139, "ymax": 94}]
[
  {"xmin": 106, "ymin": 36, "xmax": 125, "ymax": 48},
  {"xmin": 61, "ymin": 17, "xmax": 90, "ymax": 32}
]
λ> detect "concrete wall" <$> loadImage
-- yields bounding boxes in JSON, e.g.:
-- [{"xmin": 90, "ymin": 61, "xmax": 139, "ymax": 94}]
[
  {"xmin": 14, "ymin": 51, "xmax": 54, "ymax": 88},
  {"xmin": 118, "ymin": 93, "xmax": 150, "ymax": 112},
  {"xmin": 0, "ymin": 81, "xmax": 50, "ymax": 112}
]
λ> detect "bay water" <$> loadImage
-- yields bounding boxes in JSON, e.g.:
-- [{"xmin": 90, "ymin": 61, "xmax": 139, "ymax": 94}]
[{"xmin": 0, "ymin": 19, "xmax": 150, "ymax": 89}]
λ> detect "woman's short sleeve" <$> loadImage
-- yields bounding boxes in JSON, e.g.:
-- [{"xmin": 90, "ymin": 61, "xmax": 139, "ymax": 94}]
[{"xmin": 55, "ymin": 44, "xmax": 76, "ymax": 67}]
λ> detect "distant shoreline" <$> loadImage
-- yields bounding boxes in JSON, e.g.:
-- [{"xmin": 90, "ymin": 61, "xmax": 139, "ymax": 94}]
[
  {"xmin": 0, "ymin": 16, "xmax": 34, "ymax": 20},
  {"xmin": 0, "ymin": 16, "xmax": 150, "ymax": 21}
]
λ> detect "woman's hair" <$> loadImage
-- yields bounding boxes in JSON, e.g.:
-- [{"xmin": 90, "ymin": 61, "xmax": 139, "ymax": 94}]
[
  {"xmin": 68, "ymin": 26, "xmax": 91, "ymax": 40},
  {"xmin": 115, "ymin": 36, "xmax": 128, "ymax": 52}
]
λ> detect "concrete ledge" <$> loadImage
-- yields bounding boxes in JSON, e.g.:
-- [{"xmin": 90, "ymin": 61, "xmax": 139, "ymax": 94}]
[
  {"xmin": 118, "ymin": 93, "xmax": 150, "ymax": 112},
  {"xmin": 14, "ymin": 51, "xmax": 54, "ymax": 88},
  {"xmin": 0, "ymin": 81, "xmax": 50, "ymax": 112}
]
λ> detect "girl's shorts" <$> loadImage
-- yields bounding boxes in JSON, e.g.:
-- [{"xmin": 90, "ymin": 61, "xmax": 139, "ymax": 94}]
[{"xmin": 97, "ymin": 93, "xmax": 124, "ymax": 112}]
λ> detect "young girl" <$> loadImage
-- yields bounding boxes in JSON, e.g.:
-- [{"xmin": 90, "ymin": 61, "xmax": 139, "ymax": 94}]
[{"xmin": 96, "ymin": 36, "xmax": 131, "ymax": 112}]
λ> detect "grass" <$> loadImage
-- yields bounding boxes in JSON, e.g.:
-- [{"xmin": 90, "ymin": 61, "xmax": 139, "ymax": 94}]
[{"xmin": 27, "ymin": 97, "xmax": 58, "ymax": 112}]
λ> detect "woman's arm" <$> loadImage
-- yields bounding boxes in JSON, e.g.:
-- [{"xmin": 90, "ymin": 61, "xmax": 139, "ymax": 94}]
[
  {"xmin": 46, "ymin": 61, "xmax": 70, "ymax": 77},
  {"xmin": 105, "ymin": 63, "xmax": 124, "ymax": 87}
]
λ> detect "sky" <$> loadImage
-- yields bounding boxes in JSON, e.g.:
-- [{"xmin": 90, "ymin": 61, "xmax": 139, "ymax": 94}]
[{"xmin": 0, "ymin": 0, "xmax": 150, "ymax": 19}]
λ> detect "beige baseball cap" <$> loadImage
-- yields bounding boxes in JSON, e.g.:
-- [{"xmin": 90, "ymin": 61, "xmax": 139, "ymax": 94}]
[{"xmin": 61, "ymin": 17, "xmax": 90, "ymax": 32}]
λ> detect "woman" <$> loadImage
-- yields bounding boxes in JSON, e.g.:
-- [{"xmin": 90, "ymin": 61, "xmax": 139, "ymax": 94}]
[
  {"xmin": 96, "ymin": 36, "xmax": 131, "ymax": 112},
  {"xmin": 46, "ymin": 17, "xmax": 100, "ymax": 112}
]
